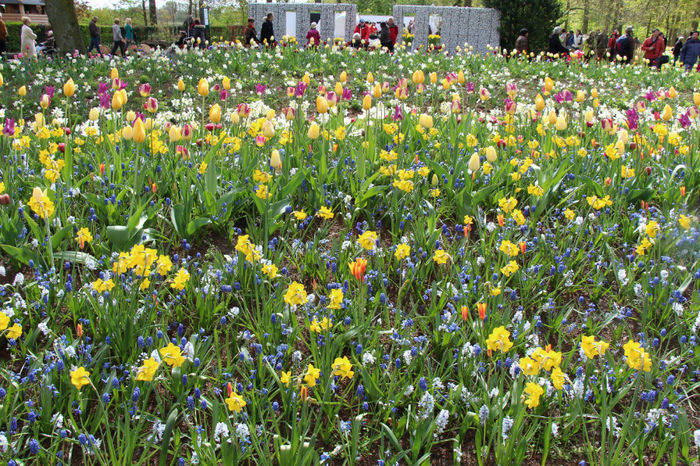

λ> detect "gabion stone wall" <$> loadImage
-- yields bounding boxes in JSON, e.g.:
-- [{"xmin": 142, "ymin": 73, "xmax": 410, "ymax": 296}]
[
  {"xmin": 248, "ymin": 3, "xmax": 357, "ymax": 44},
  {"xmin": 393, "ymin": 5, "xmax": 500, "ymax": 54}
]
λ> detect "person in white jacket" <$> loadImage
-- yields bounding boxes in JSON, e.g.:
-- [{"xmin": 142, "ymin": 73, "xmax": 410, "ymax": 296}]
[{"xmin": 21, "ymin": 16, "xmax": 37, "ymax": 60}]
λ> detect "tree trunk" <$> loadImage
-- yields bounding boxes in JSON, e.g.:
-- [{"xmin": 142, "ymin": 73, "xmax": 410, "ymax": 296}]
[
  {"xmin": 188, "ymin": 0, "xmax": 193, "ymax": 16},
  {"xmin": 45, "ymin": 0, "xmax": 85, "ymax": 54},
  {"xmin": 581, "ymin": 0, "xmax": 589, "ymax": 32},
  {"xmin": 142, "ymin": 0, "xmax": 148, "ymax": 27},
  {"xmin": 149, "ymin": 0, "xmax": 158, "ymax": 25}
]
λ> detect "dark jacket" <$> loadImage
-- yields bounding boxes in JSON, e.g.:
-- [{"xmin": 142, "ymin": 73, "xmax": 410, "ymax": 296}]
[
  {"xmin": 595, "ymin": 33, "xmax": 608, "ymax": 50},
  {"xmin": 515, "ymin": 34, "xmax": 528, "ymax": 54},
  {"xmin": 673, "ymin": 39, "xmax": 683, "ymax": 57},
  {"xmin": 244, "ymin": 26, "xmax": 258, "ymax": 45},
  {"xmin": 260, "ymin": 19, "xmax": 274, "ymax": 44},
  {"xmin": 615, "ymin": 33, "xmax": 634, "ymax": 63},
  {"xmin": 548, "ymin": 33, "xmax": 568, "ymax": 55},
  {"xmin": 680, "ymin": 38, "xmax": 700, "ymax": 66},
  {"xmin": 379, "ymin": 25, "xmax": 392, "ymax": 47},
  {"xmin": 89, "ymin": 20, "xmax": 99, "ymax": 39}
]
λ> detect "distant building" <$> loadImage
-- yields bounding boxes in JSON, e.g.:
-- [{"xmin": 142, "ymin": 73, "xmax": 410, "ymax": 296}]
[{"xmin": 1, "ymin": 0, "xmax": 50, "ymax": 25}]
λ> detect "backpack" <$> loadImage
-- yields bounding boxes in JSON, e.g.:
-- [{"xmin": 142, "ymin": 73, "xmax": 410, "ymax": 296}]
[{"xmin": 615, "ymin": 35, "xmax": 629, "ymax": 54}]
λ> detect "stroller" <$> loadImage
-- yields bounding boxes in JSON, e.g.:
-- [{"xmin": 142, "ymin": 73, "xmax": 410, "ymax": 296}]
[{"xmin": 37, "ymin": 31, "xmax": 57, "ymax": 58}]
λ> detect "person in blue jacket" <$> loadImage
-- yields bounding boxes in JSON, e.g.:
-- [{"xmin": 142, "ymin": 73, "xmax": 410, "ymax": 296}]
[{"xmin": 680, "ymin": 31, "xmax": 700, "ymax": 71}]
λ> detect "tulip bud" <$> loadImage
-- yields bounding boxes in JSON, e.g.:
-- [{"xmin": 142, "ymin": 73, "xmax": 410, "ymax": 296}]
[
  {"xmin": 0, "ymin": 194, "xmax": 10, "ymax": 205},
  {"xmin": 418, "ymin": 114, "xmax": 433, "ymax": 129},
  {"xmin": 412, "ymin": 70, "xmax": 425, "ymax": 85},
  {"xmin": 535, "ymin": 94, "xmax": 545, "ymax": 111},
  {"xmin": 121, "ymin": 125, "xmax": 133, "ymax": 140},
  {"xmin": 668, "ymin": 86, "xmax": 677, "ymax": 99},
  {"xmin": 457, "ymin": 70, "xmax": 465, "ymax": 84},
  {"xmin": 270, "ymin": 149, "xmax": 281, "ymax": 170},
  {"xmin": 334, "ymin": 81, "xmax": 343, "ymax": 96},
  {"xmin": 0, "ymin": 73, "xmax": 3, "ymax": 87},
  {"xmin": 661, "ymin": 104, "xmax": 672, "ymax": 121},
  {"xmin": 177, "ymin": 78, "xmax": 185, "ymax": 92},
  {"xmin": 547, "ymin": 110, "xmax": 557, "ymax": 125},
  {"xmin": 209, "ymin": 103, "xmax": 221, "ymax": 123},
  {"xmin": 302, "ymin": 73, "xmax": 310, "ymax": 86},
  {"xmin": 592, "ymin": 98, "xmax": 599, "ymax": 108},
  {"xmin": 468, "ymin": 153, "xmax": 480, "ymax": 172},
  {"xmin": 584, "ymin": 109, "xmax": 594, "ymax": 123},
  {"xmin": 575, "ymin": 90, "xmax": 585, "ymax": 102},
  {"xmin": 118, "ymin": 89, "xmax": 128, "ymax": 107},
  {"xmin": 308, "ymin": 122, "xmax": 320, "ymax": 139},
  {"xmin": 132, "ymin": 118, "xmax": 146, "ymax": 144},
  {"xmin": 555, "ymin": 116, "xmax": 567, "ymax": 131},
  {"xmin": 230, "ymin": 112, "xmax": 240, "ymax": 124},
  {"xmin": 362, "ymin": 94, "xmax": 372, "ymax": 111},
  {"xmin": 222, "ymin": 76, "xmax": 231, "ymax": 90},
  {"xmin": 262, "ymin": 120, "xmax": 275, "ymax": 138},
  {"xmin": 110, "ymin": 67, "xmax": 119, "ymax": 80},
  {"xmin": 181, "ymin": 124, "xmax": 193, "ymax": 140},
  {"xmin": 285, "ymin": 107, "xmax": 295, "ymax": 120},
  {"xmin": 316, "ymin": 96, "xmax": 328, "ymax": 114},
  {"xmin": 18, "ymin": 85, "xmax": 27, "ymax": 97},
  {"xmin": 144, "ymin": 97, "xmax": 158, "ymax": 113},
  {"xmin": 169, "ymin": 125, "xmax": 181, "ymax": 142},
  {"xmin": 694, "ymin": 92, "xmax": 700, "ymax": 107},
  {"xmin": 40, "ymin": 94, "xmax": 50, "ymax": 109},
  {"xmin": 429, "ymin": 72, "xmax": 437, "ymax": 84},
  {"xmin": 34, "ymin": 113, "xmax": 44, "ymax": 129},
  {"xmin": 544, "ymin": 76, "xmax": 554, "ymax": 93},
  {"xmin": 339, "ymin": 71, "xmax": 347, "ymax": 83},
  {"xmin": 63, "ymin": 78, "xmax": 75, "ymax": 98},
  {"xmin": 617, "ymin": 129, "xmax": 629, "ymax": 144},
  {"xmin": 431, "ymin": 173, "xmax": 438, "ymax": 186},
  {"xmin": 485, "ymin": 145, "xmax": 497, "ymax": 162},
  {"xmin": 366, "ymin": 72, "xmax": 374, "ymax": 83},
  {"xmin": 197, "ymin": 78, "xmax": 209, "ymax": 97},
  {"xmin": 372, "ymin": 83, "xmax": 382, "ymax": 99},
  {"xmin": 89, "ymin": 107, "xmax": 100, "ymax": 121}
]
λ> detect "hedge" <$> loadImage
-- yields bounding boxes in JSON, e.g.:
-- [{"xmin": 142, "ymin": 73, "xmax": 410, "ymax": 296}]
[{"xmin": 2, "ymin": 23, "xmax": 246, "ymax": 53}]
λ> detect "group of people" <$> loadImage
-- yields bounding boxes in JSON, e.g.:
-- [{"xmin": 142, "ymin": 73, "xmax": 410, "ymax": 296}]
[
  {"xmin": 514, "ymin": 24, "xmax": 700, "ymax": 71},
  {"xmin": 243, "ymin": 13, "xmax": 401, "ymax": 52},
  {"xmin": 86, "ymin": 16, "xmax": 134, "ymax": 58},
  {"xmin": 0, "ymin": 14, "xmax": 56, "ymax": 61}
]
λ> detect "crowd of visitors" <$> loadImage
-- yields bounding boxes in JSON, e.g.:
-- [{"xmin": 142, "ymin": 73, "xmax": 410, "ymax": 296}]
[{"xmin": 535, "ymin": 24, "xmax": 699, "ymax": 71}]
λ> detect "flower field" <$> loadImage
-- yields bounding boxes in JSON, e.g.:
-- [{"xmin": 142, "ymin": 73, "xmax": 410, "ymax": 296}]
[{"xmin": 0, "ymin": 45, "xmax": 698, "ymax": 465}]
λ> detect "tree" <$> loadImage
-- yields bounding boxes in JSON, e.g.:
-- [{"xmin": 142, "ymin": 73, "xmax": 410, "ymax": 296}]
[
  {"xmin": 481, "ymin": 0, "xmax": 563, "ymax": 53},
  {"xmin": 149, "ymin": 0, "xmax": 158, "ymax": 25},
  {"xmin": 46, "ymin": 0, "xmax": 86, "ymax": 54}
]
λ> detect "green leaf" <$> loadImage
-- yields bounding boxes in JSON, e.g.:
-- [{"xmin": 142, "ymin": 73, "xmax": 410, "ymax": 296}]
[
  {"xmin": 0, "ymin": 244, "xmax": 34, "ymax": 266},
  {"xmin": 159, "ymin": 408, "xmax": 179, "ymax": 466},
  {"xmin": 53, "ymin": 251, "xmax": 98, "ymax": 265}
]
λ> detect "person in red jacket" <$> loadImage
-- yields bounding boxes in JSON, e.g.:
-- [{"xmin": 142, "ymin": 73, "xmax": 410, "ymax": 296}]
[
  {"xmin": 641, "ymin": 28, "xmax": 665, "ymax": 68},
  {"xmin": 387, "ymin": 16, "xmax": 399, "ymax": 44},
  {"xmin": 306, "ymin": 22, "xmax": 321, "ymax": 47},
  {"xmin": 608, "ymin": 29, "xmax": 619, "ymax": 61},
  {"xmin": 353, "ymin": 20, "xmax": 371, "ymax": 42}
]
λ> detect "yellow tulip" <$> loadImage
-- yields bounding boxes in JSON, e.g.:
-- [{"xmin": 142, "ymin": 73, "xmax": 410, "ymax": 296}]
[
  {"xmin": 372, "ymin": 83, "xmax": 382, "ymax": 98},
  {"xmin": 366, "ymin": 72, "xmax": 374, "ymax": 83},
  {"xmin": 132, "ymin": 118, "xmax": 146, "ymax": 144},
  {"xmin": 468, "ymin": 153, "xmax": 481, "ymax": 172},
  {"xmin": 418, "ymin": 114, "xmax": 433, "ymax": 129},
  {"xmin": 661, "ymin": 104, "xmax": 672, "ymax": 121},
  {"xmin": 118, "ymin": 89, "xmax": 128, "ymax": 106},
  {"xmin": 302, "ymin": 74, "xmax": 310, "ymax": 86},
  {"xmin": 19, "ymin": 85, "xmax": 27, "ymax": 97},
  {"xmin": 126, "ymin": 110, "xmax": 136, "ymax": 122},
  {"xmin": 169, "ymin": 125, "xmax": 181, "ymax": 142},
  {"xmin": 63, "ymin": 78, "xmax": 75, "ymax": 98},
  {"xmin": 547, "ymin": 110, "xmax": 557, "ymax": 125},
  {"xmin": 316, "ymin": 96, "xmax": 328, "ymax": 114},
  {"xmin": 694, "ymin": 92, "xmax": 700, "ymax": 107},
  {"xmin": 197, "ymin": 78, "xmax": 209, "ymax": 97},
  {"xmin": 617, "ymin": 129, "xmax": 629, "ymax": 144},
  {"xmin": 270, "ymin": 149, "xmax": 281, "ymax": 169},
  {"xmin": 35, "ymin": 113, "xmax": 44, "ymax": 129},
  {"xmin": 262, "ymin": 120, "xmax": 275, "ymax": 138},
  {"xmin": 111, "ymin": 93, "xmax": 122, "ymax": 110},
  {"xmin": 362, "ymin": 94, "xmax": 372, "ymax": 111},
  {"xmin": 0, "ymin": 73, "xmax": 3, "ymax": 87},
  {"xmin": 334, "ymin": 82, "xmax": 343, "ymax": 95},
  {"xmin": 575, "ymin": 90, "xmax": 585, "ymax": 102},
  {"xmin": 457, "ymin": 70, "xmax": 465, "ymax": 84},
  {"xmin": 222, "ymin": 76, "xmax": 231, "ymax": 90},
  {"xmin": 40, "ymin": 94, "xmax": 50, "ymax": 109},
  {"xmin": 431, "ymin": 173, "xmax": 438, "ymax": 186},
  {"xmin": 591, "ymin": 88, "xmax": 598, "ymax": 98},
  {"xmin": 555, "ymin": 116, "xmax": 567, "ymax": 131},
  {"xmin": 308, "ymin": 122, "xmax": 320, "ymax": 139},
  {"xmin": 429, "ymin": 72, "xmax": 437, "ymax": 84},
  {"xmin": 668, "ymin": 86, "xmax": 677, "ymax": 98},
  {"xmin": 177, "ymin": 78, "xmax": 185, "ymax": 92},
  {"xmin": 266, "ymin": 109, "xmax": 276, "ymax": 120},
  {"xmin": 110, "ymin": 67, "xmax": 119, "ymax": 79},
  {"xmin": 209, "ymin": 103, "xmax": 221, "ymax": 123},
  {"xmin": 535, "ymin": 94, "xmax": 545, "ymax": 111},
  {"xmin": 485, "ymin": 145, "xmax": 497, "ymax": 162},
  {"xmin": 592, "ymin": 98, "xmax": 599, "ymax": 108},
  {"xmin": 412, "ymin": 70, "xmax": 424, "ymax": 85},
  {"xmin": 89, "ymin": 107, "xmax": 100, "ymax": 121},
  {"xmin": 230, "ymin": 112, "xmax": 240, "ymax": 124},
  {"xmin": 544, "ymin": 76, "xmax": 554, "ymax": 93},
  {"xmin": 122, "ymin": 125, "xmax": 133, "ymax": 140},
  {"xmin": 339, "ymin": 71, "xmax": 347, "ymax": 83},
  {"xmin": 584, "ymin": 109, "xmax": 594, "ymax": 123}
]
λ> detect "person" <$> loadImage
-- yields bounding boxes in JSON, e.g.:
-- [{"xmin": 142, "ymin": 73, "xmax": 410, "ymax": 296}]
[
  {"xmin": 0, "ymin": 13, "xmax": 7, "ymax": 61},
  {"xmin": 608, "ymin": 29, "xmax": 620, "ymax": 61},
  {"xmin": 244, "ymin": 17, "xmax": 258, "ymax": 46},
  {"xmin": 387, "ymin": 17, "xmax": 399, "ymax": 45},
  {"xmin": 175, "ymin": 31, "xmax": 188, "ymax": 48},
  {"xmin": 595, "ymin": 30, "xmax": 608, "ymax": 60},
  {"xmin": 87, "ymin": 16, "xmax": 103, "ymax": 57},
  {"xmin": 191, "ymin": 19, "xmax": 206, "ymax": 47},
  {"xmin": 125, "ymin": 18, "xmax": 135, "ymax": 52},
  {"xmin": 260, "ymin": 12, "xmax": 275, "ymax": 46},
  {"xmin": 641, "ymin": 28, "xmax": 665, "ymax": 68},
  {"xmin": 350, "ymin": 32, "xmax": 362, "ymax": 49},
  {"xmin": 36, "ymin": 30, "xmax": 55, "ymax": 56},
  {"xmin": 379, "ymin": 22, "xmax": 393, "ymax": 52},
  {"xmin": 673, "ymin": 36, "xmax": 684, "ymax": 65},
  {"xmin": 680, "ymin": 31, "xmax": 700, "ymax": 72},
  {"xmin": 615, "ymin": 26, "xmax": 634, "ymax": 64},
  {"xmin": 571, "ymin": 30, "xmax": 583, "ymax": 49},
  {"xmin": 515, "ymin": 28, "xmax": 529, "ymax": 55},
  {"xmin": 583, "ymin": 31, "xmax": 596, "ymax": 59},
  {"xmin": 354, "ymin": 19, "xmax": 371, "ymax": 43},
  {"xmin": 306, "ymin": 22, "xmax": 321, "ymax": 47},
  {"xmin": 111, "ymin": 19, "xmax": 126, "ymax": 57},
  {"xmin": 20, "ymin": 16, "xmax": 37, "ymax": 60},
  {"xmin": 184, "ymin": 16, "xmax": 194, "ymax": 38},
  {"xmin": 407, "ymin": 20, "xmax": 415, "ymax": 34},
  {"xmin": 548, "ymin": 26, "xmax": 569, "ymax": 56}
]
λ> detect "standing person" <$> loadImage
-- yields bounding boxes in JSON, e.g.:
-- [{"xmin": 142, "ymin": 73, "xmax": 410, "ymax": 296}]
[
  {"xmin": 260, "ymin": 12, "xmax": 275, "ymax": 46},
  {"xmin": 354, "ymin": 19, "xmax": 370, "ymax": 43},
  {"xmin": 680, "ymin": 31, "xmax": 700, "ymax": 72},
  {"xmin": 379, "ymin": 22, "xmax": 393, "ymax": 52},
  {"xmin": 306, "ymin": 22, "xmax": 321, "ymax": 47},
  {"xmin": 608, "ymin": 29, "xmax": 620, "ymax": 60},
  {"xmin": 595, "ymin": 30, "xmax": 608, "ymax": 60},
  {"xmin": 87, "ymin": 16, "xmax": 103, "ymax": 57},
  {"xmin": 125, "ymin": 18, "xmax": 135, "ymax": 53},
  {"xmin": 0, "ymin": 13, "xmax": 7, "ymax": 61},
  {"xmin": 387, "ymin": 17, "xmax": 399, "ymax": 45},
  {"xmin": 673, "ymin": 36, "xmax": 684, "ymax": 66},
  {"xmin": 572, "ymin": 29, "xmax": 583, "ymax": 49},
  {"xmin": 183, "ymin": 16, "xmax": 194, "ymax": 38},
  {"xmin": 641, "ymin": 28, "xmax": 665, "ymax": 68},
  {"xmin": 583, "ymin": 31, "xmax": 596, "ymax": 59},
  {"xmin": 20, "ymin": 16, "xmax": 37, "ymax": 61},
  {"xmin": 548, "ymin": 26, "xmax": 569, "ymax": 56},
  {"xmin": 191, "ymin": 19, "xmax": 206, "ymax": 47},
  {"xmin": 244, "ymin": 17, "xmax": 258, "ymax": 46},
  {"xmin": 515, "ymin": 28, "xmax": 529, "ymax": 55},
  {"xmin": 111, "ymin": 19, "xmax": 126, "ymax": 57},
  {"xmin": 615, "ymin": 26, "xmax": 635, "ymax": 64}
]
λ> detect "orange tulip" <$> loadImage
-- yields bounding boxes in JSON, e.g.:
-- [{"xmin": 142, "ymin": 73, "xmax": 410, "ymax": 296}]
[
  {"xmin": 477, "ymin": 303, "xmax": 487, "ymax": 321},
  {"xmin": 349, "ymin": 258, "xmax": 368, "ymax": 282}
]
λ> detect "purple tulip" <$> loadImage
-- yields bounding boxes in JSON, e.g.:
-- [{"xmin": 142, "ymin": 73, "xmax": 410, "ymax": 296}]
[
  {"xmin": 393, "ymin": 105, "xmax": 403, "ymax": 121},
  {"xmin": 255, "ymin": 83, "xmax": 266, "ymax": 95},
  {"xmin": 3, "ymin": 118, "xmax": 15, "ymax": 137},
  {"xmin": 679, "ymin": 112, "xmax": 691, "ymax": 129},
  {"xmin": 99, "ymin": 92, "xmax": 111, "ymax": 109},
  {"xmin": 44, "ymin": 86, "xmax": 55, "ymax": 98},
  {"xmin": 626, "ymin": 108, "xmax": 639, "ymax": 131},
  {"xmin": 466, "ymin": 82, "xmax": 475, "ymax": 93}
]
